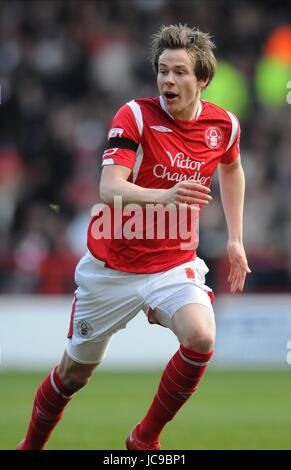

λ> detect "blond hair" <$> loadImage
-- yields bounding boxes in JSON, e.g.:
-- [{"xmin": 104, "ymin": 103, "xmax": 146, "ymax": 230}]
[{"xmin": 151, "ymin": 24, "xmax": 216, "ymax": 88}]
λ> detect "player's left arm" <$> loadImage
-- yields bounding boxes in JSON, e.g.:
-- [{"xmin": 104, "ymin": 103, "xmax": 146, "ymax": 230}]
[{"xmin": 219, "ymin": 155, "xmax": 251, "ymax": 293}]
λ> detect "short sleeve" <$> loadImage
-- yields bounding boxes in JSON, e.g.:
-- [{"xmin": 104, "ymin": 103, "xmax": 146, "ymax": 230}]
[
  {"xmin": 102, "ymin": 101, "xmax": 142, "ymax": 170},
  {"xmin": 220, "ymin": 112, "xmax": 241, "ymax": 165}
]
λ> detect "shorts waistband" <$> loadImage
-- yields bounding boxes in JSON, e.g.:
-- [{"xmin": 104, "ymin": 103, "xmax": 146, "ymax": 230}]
[{"xmin": 86, "ymin": 250, "xmax": 106, "ymax": 268}]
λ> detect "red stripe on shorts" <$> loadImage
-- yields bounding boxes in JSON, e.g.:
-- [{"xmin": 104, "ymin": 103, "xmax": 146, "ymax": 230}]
[
  {"xmin": 185, "ymin": 267, "xmax": 195, "ymax": 279},
  {"xmin": 208, "ymin": 290, "xmax": 215, "ymax": 304},
  {"xmin": 147, "ymin": 307, "xmax": 165, "ymax": 328},
  {"xmin": 67, "ymin": 291, "xmax": 77, "ymax": 339}
]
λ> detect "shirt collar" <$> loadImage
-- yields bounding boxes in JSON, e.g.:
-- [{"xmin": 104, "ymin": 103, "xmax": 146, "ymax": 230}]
[{"xmin": 159, "ymin": 95, "xmax": 203, "ymax": 121}]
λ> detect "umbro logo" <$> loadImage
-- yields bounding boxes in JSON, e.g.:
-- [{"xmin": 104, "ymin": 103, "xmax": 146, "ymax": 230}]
[{"xmin": 150, "ymin": 125, "xmax": 173, "ymax": 132}]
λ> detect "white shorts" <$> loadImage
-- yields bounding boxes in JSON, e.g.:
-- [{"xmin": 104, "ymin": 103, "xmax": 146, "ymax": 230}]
[{"xmin": 66, "ymin": 251, "xmax": 214, "ymax": 364}]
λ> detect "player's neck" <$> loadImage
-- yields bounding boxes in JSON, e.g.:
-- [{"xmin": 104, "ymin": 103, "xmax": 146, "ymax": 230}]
[
  {"xmin": 175, "ymin": 98, "xmax": 201, "ymax": 121},
  {"xmin": 161, "ymin": 93, "xmax": 202, "ymax": 122}
]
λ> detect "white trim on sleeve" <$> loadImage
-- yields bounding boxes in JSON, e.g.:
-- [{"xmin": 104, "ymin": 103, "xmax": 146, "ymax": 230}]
[
  {"xmin": 127, "ymin": 100, "xmax": 143, "ymax": 136},
  {"xmin": 132, "ymin": 144, "xmax": 144, "ymax": 183},
  {"xmin": 102, "ymin": 158, "xmax": 115, "ymax": 166},
  {"xmin": 226, "ymin": 111, "xmax": 239, "ymax": 151}
]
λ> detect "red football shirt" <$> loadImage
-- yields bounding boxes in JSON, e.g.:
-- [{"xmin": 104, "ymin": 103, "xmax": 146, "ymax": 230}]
[{"xmin": 87, "ymin": 96, "xmax": 240, "ymax": 273}]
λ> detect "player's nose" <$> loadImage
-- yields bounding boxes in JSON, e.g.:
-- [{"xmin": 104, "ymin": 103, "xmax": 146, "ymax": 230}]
[{"xmin": 164, "ymin": 71, "xmax": 175, "ymax": 84}]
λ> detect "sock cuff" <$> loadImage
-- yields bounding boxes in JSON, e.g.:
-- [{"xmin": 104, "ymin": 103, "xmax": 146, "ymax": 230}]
[
  {"xmin": 51, "ymin": 366, "xmax": 72, "ymax": 400},
  {"xmin": 179, "ymin": 345, "xmax": 213, "ymax": 365}
]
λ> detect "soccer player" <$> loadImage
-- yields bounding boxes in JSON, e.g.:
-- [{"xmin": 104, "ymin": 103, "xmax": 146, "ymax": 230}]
[{"xmin": 17, "ymin": 24, "xmax": 250, "ymax": 450}]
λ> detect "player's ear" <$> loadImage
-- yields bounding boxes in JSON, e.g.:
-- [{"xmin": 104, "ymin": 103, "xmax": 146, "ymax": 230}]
[{"xmin": 198, "ymin": 79, "xmax": 208, "ymax": 90}]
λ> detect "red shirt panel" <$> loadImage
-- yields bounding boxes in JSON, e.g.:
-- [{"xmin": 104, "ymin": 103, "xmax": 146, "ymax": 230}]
[{"xmin": 87, "ymin": 97, "xmax": 240, "ymax": 273}]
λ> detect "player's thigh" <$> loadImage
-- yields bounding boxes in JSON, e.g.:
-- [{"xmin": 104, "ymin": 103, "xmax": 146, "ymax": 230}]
[
  {"xmin": 151, "ymin": 282, "xmax": 215, "ymax": 334},
  {"xmin": 151, "ymin": 284, "xmax": 216, "ymax": 351},
  {"xmin": 71, "ymin": 252, "xmax": 144, "ymax": 342},
  {"xmin": 65, "ymin": 333, "xmax": 113, "ymax": 367}
]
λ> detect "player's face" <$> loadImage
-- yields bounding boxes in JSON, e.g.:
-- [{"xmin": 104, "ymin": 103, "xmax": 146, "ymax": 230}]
[{"xmin": 157, "ymin": 48, "xmax": 204, "ymax": 120}]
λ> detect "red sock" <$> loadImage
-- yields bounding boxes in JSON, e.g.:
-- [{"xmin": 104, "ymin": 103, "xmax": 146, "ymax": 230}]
[
  {"xmin": 22, "ymin": 366, "xmax": 72, "ymax": 450},
  {"xmin": 138, "ymin": 345, "xmax": 213, "ymax": 443}
]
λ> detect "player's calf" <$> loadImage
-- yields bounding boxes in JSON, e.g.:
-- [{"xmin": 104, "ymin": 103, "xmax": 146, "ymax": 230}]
[
  {"xmin": 134, "ymin": 304, "xmax": 215, "ymax": 445},
  {"xmin": 17, "ymin": 352, "xmax": 99, "ymax": 450},
  {"xmin": 57, "ymin": 351, "xmax": 99, "ymax": 393}
]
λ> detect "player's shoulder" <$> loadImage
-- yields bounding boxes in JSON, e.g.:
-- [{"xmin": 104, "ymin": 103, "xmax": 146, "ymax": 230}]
[
  {"xmin": 115, "ymin": 97, "xmax": 164, "ymax": 132},
  {"xmin": 113, "ymin": 97, "xmax": 159, "ymax": 121},
  {"xmin": 201, "ymin": 99, "xmax": 240, "ymax": 128},
  {"xmin": 133, "ymin": 97, "xmax": 160, "ymax": 109},
  {"xmin": 110, "ymin": 97, "xmax": 160, "ymax": 138},
  {"xmin": 115, "ymin": 97, "xmax": 159, "ymax": 113}
]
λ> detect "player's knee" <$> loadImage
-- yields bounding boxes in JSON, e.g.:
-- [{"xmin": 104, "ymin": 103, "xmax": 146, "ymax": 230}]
[{"xmin": 181, "ymin": 328, "xmax": 215, "ymax": 353}]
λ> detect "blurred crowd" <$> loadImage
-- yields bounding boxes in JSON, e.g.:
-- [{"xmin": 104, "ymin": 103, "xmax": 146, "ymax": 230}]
[{"xmin": 0, "ymin": 0, "xmax": 290, "ymax": 294}]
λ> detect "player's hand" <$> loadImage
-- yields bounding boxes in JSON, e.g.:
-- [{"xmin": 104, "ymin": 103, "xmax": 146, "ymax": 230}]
[
  {"xmin": 162, "ymin": 181, "xmax": 212, "ymax": 207},
  {"xmin": 227, "ymin": 240, "xmax": 251, "ymax": 293}
]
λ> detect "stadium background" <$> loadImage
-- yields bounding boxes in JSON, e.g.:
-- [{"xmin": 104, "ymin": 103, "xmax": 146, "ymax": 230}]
[{"xmin": 0, "ymin": 0, "xmax": 290, "ymax": 450}]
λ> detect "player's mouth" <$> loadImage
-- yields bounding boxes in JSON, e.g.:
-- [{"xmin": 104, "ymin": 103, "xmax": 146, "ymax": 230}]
[{"xmin": 164, "ymin": 91, "xmax": 179, "ymax": 102}]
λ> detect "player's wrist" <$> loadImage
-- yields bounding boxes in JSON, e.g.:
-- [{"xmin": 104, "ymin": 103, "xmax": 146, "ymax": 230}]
[
  {"xmin": 227, "ymin": 237, "xmax": 243, "ymax": 244},
  {"xmin": 152, "ymin": 189, "xmax": 168, "ymax": 205}
]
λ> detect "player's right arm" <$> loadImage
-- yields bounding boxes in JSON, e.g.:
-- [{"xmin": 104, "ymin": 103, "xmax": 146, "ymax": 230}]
[
  {"xmin": 99, "ymin": 103, "xmax": 211, "ymax": 207},
  {"xmin": 100, "ymin": 164, "xmax": 166, "ymax": 206},
  {"xmin": 100, "ymin": 165, "xmax": 211, "ymax": 207}
]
